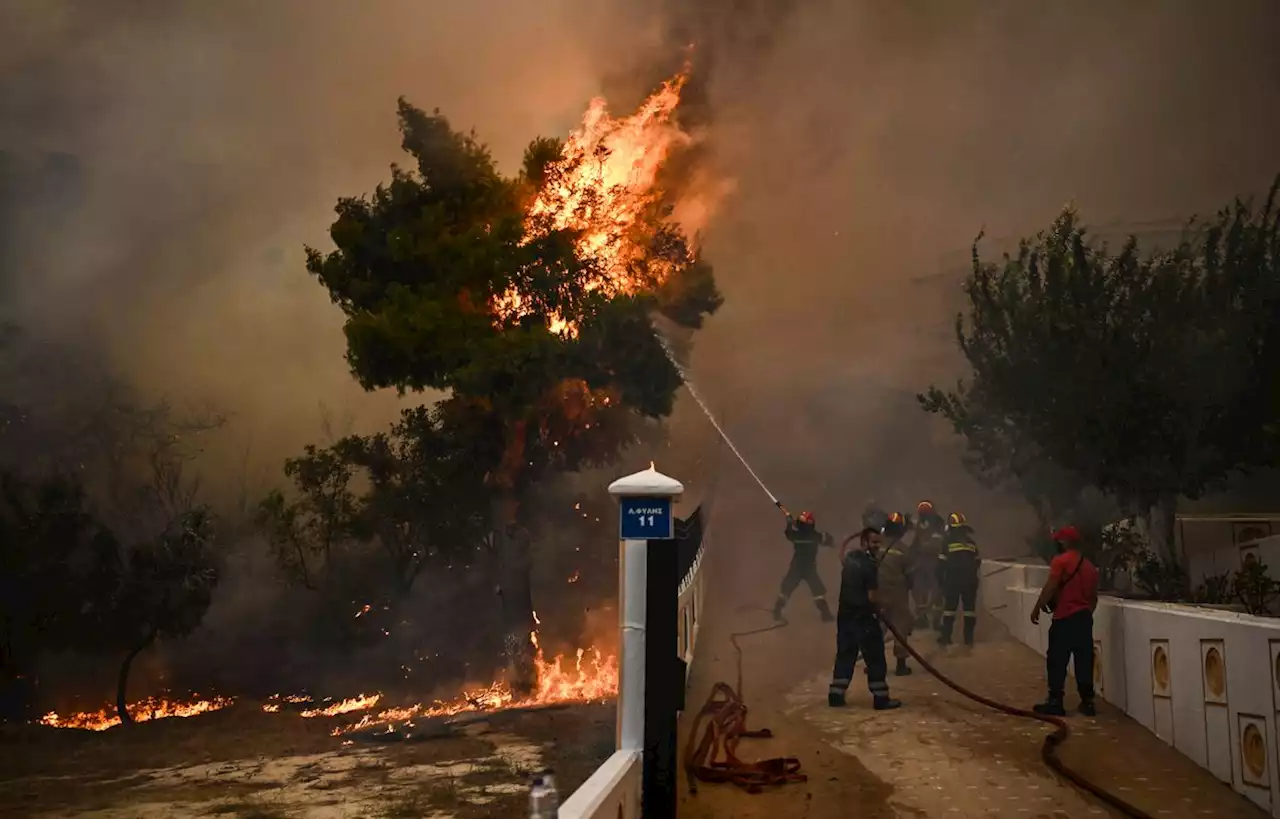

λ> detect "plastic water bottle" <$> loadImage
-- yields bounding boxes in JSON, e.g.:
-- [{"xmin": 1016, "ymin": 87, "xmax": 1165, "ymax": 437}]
[
  {"xmin": 529, "ymin": 770, "xmax": 559, "ymax": 818},
  {"xmin": 542, "ymin": 771, "xmax": 559, "ymax": 816}
]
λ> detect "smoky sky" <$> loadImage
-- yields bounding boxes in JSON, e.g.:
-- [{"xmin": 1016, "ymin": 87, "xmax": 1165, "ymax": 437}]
[{"xmin": 2, "ymin": 0, "xmax": 1279, "ymax": 538}]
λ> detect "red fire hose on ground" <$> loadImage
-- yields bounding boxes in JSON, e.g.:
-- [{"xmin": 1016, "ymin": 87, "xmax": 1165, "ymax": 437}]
[{"xmin": 682, "ymin": 609, "xmax": 1156, "ymax": 819}]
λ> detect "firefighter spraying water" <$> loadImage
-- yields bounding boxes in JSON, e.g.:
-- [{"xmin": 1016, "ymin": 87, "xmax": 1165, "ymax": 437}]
[{"xmin": 662, "ymin": 340, "xmax": 1158, "ymax": 818}]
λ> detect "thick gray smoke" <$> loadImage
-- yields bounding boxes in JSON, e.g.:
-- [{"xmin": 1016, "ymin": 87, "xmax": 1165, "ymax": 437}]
[
  {"xmin": 661, "ymin": 0, "xmax": 1280, "ymax": 553},
  {"xmin": 3, "ymin": 0, "xmax": 1279, "ymax": 699}
]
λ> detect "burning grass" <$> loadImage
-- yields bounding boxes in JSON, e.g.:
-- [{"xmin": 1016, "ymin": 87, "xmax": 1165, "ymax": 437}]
[{"xmin": 35, "ymin": 612, "xmax": 617, "ymax": 739}]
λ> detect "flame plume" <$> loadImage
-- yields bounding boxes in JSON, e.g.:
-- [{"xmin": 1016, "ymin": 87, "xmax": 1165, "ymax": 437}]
[{"xmin": 495, "ymin": 70, "xmax": 696, "ymax": 335}]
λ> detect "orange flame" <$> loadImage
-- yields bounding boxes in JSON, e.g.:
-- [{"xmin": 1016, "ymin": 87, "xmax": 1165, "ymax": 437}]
[
  {"xmin": 38, "ymin": 694, "xmax": 234, "ymax": 732},
  {"xmin": 322, "ymin": 614, "xmax": 617, "ymax": 736},
  {"xmin": 495, "ymin": 71, "xmax": 697, "ymax": 335},
  {"xmin": 298, "ymin": 693, "xmax": 382, "ymax": 718}
]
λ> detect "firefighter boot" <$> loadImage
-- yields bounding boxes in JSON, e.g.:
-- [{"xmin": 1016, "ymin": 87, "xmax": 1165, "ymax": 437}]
[
  {"xmin": 962, "ymin": 616, "xmax": 977, "ymax": 646},
  {"xmin": 895, "ymin": 657, "xmax": 912, "ymax": 676},
  {"xmin": 816, "ymin": 598, "xmax": 835, "ymax": 622},
  {"xmin": 914, "ymin": 611, "xmax": 929, "ymax": 628},
  {"xmin": 1078, "ymin": 698, "xmax": 1097, "ymax": 717},
  {"xmin": 828, "ymin": 692, "xmax": 846, "ymax": 708},
  {"xmin": 772, "ymin": 596, "xmax": 785, "ymax": 623},
  {"xmin": 873, "ymin": 696, "xmax": 902, "ymax": 710},
  {"xmin": 937, "ymin": 615, "xmax": 955, "ymax": 646},
  {"xmin": 1033, "ymin": 697, "xmax": 1067, "ymax": 717}
]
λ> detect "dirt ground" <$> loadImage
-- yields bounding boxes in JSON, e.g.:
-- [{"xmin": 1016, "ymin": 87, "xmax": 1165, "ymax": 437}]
[
  {"xmin": 676, "ymin": 479, "xmax": 1267, "ymax": 818},
  {"xmin": 0, "ymin": 701, "xmax": 614, "ymax": 818}
]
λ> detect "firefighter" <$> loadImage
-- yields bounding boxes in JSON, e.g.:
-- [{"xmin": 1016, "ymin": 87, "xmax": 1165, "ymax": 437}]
[
  {"xmin": 773, "ymin": 511, "xmax": 836, "ymax": 622},
  {"xmin": 911, "ymin": 501, "xmax": 947, "ymax": 629},
  {"xmin": 828, "ymin": 527, "xmax": 902, "ymax": 710},
  {"xmin": 877, "ymin": 512, "xmax": 916, "ymax": 676},
  {"xmin": 938, "ymin": 512, "xmax": 982, "ymax": 647}
]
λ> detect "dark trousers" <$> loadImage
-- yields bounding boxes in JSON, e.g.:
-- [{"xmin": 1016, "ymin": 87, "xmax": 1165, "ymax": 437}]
[
  {"xmin": 777, "ymin": 557, "xmax": 827, "ymax": 606},
  {"xmin": 1047, "ymin": 610, "xmax": 1095, "ymax": 701},
  {"xmin": 940, "ymin": 573, "xmax": 979, "ymax": 643},
  {"xmin": 829, "ymin": 612, "xmax": 890, "ymax": 698}
]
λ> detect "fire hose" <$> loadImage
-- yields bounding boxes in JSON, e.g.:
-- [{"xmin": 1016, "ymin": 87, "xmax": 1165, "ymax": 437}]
[
  {"xmin": 683, "ymin": 608, "xmax": 1155, "ymax": 817},
  {"xmin": 659, "ymin": 337, "xmax": 1154, "ymax": 817}
]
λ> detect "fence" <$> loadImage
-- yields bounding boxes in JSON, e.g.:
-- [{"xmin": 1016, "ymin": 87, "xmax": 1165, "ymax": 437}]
[
  {"xmin": 981, "ymin": 559, "xmax": 1280, "ymax": 815},
  {"xmin": 559, "ymin": 471, "xmax": 708, "ymax": 819}
]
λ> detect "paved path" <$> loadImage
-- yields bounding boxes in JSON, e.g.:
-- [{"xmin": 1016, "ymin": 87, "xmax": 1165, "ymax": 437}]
[{"xmin": 677, "ymin": 499, "xmax": 1265, "ymax": 818}]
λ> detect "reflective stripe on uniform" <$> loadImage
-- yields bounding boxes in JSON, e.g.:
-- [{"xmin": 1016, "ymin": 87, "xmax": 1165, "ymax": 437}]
[
  {"xmin": 942, "ymin": 610, "xmax": 956, "ymax": 616},
  {"xmin": 830, "ymin": 678, "xmax": 851, "ymax": 693},
  {"xmin": 947, "ymin": 542, "xmax": 977, "ymax": 553},
  {"xmin": 868, "ymin": 679, "xmax": 889, "ymax": 696},
  {"xmin": 813, "ymin": 595, "xmax": 826, "ymax": 602},
  {"xmin": 963, "ymin": 612, "xmax": 978, "ymax": 619}
]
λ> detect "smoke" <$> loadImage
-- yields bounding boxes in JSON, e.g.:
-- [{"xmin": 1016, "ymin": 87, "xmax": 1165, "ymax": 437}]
[
  {"xmin": 1, "ymin": 0, "xmax": 660, "ymax": 482},
  {"xmin": 651, "ymin": 1, "xmax": 1280, "ymax": 572},
  {"xmin": 5, "ymin": 1, "xmax": 1279, "ymax": 702}
]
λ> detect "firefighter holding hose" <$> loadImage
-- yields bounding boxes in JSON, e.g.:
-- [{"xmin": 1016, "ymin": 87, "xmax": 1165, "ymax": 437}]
[
  {"xmin": 910, "ymin": 500, "xmax": 946, "ymax": 630},
  {"xmin": 877, "ymin": 512, "xmax": 916, "ymax": 677},
  {"xmin": 772, "ymin": 510, "xmax": 836, "ymax": 622},
  {"xmin": 937, "ymin": 512, "xmax": 982, "ymax": 647},
  {"xmin": 828, "ymin": 527, "xmax": 902, "ymax": 710}
]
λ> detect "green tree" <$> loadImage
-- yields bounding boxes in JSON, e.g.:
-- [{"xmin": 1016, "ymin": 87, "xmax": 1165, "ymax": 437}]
[
  {"xmin": 110, "ymin": 506, "xmax": 219, "ymax": 725},
  {"xmin": 257, "ymin": 401, "xmax": 495, "ymax": 597},
  {"xmin": 303, "ymin": 97, "xmax": 720, "ymax": 689},
  {"xmin": 921, "ymin": 179, "xmax": 1280, "ymax": 565}
]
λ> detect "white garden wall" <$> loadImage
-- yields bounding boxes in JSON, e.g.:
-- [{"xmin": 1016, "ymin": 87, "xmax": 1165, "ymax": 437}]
[{"xmin": 982, "ymin": 559, "xmax": 1280, "ymax": 814}]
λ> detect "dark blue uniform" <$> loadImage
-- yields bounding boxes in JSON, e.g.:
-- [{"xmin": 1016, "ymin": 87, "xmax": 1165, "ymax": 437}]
[
  {"xmin": 774, "ymin": 520, "xmax": 835, "ymax": 621},
  {"xmin": 829, "ymin": 547, "xmax": 898, "ymax": 709}
]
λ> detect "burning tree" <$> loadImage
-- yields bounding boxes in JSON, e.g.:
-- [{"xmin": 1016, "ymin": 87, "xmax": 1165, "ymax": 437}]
[{"xmin": 301, "ymin": 75, "xmax": 721, "ymax": 690}]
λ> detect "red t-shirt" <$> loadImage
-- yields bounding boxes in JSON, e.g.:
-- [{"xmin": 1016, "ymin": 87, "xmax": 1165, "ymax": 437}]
[{"xmin": 1049, "ymin": 550, "xmax": 1099, "ymax": 620}]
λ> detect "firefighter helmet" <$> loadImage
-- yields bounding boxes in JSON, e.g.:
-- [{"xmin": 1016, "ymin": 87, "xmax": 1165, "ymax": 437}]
[
  {"xmin": 917, "ymin": 500, "xmax": 934, "ymax": 514},
  {"xmin": 797, "ymin": 511, "xmax": 815, "ymax": 525},
  {"xmin": 948, "ymin": 512, "xmax": 968, "ymax": 528},
  {"xmin": 882, "ymin": 511, "xmax": 908, "ymax": 538}
]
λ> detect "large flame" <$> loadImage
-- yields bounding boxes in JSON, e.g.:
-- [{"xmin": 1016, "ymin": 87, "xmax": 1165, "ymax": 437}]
[{"xmin": 495, "ymin": 71, "xmax": 697, "ymax": 336}]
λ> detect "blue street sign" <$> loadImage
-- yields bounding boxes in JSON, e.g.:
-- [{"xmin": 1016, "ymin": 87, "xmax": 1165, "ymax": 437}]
[{"xmin": 619, "ymin": 496, "xmax": 674, "ymax": 540}]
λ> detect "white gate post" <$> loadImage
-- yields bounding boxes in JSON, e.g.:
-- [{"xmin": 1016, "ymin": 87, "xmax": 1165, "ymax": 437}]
[{"xmin": 608, "ymin": 465, "xmax": 683, "ymax": 754}]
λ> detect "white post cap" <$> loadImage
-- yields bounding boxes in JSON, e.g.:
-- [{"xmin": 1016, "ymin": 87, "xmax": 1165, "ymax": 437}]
[{"xmin": 608, "ymin": 463, "xmax": 684, "ymax": 498}]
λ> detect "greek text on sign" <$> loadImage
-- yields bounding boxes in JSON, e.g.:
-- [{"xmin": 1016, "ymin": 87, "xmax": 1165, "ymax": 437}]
[{"xmin": 618, "ymin": 496, "xmax": 674, "ymax": 540}]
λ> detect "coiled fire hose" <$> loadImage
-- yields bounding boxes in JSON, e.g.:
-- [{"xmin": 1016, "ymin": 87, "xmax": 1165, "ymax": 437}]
[
  {"xmin": 659, "ymin": 337, "xmax": 1153, "ymax": 817},
  {"xmin": 683, "ymin": 606, "xmax": 1155, "ymax": 818}
]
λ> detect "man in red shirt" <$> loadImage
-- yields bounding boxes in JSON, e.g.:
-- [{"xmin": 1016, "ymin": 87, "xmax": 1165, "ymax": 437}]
[{"xmin": 1030, "ymin": 525, "xmax": 1100, "ymax": 716}]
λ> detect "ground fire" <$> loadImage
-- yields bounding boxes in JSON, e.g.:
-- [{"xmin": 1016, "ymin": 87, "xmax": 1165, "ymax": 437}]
[
  {"xmin": 36, "ymin": 611, "xmax": 617, "ymax": 734},
  {"xmin": 38, "ymin": 695, "xmax": 235, "ymax": 732},
  {"xmin": 30, "ymin": 73, "xmax": 687, "ymax": 739}
]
